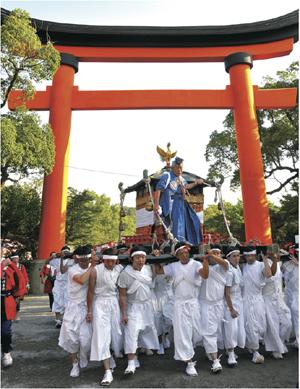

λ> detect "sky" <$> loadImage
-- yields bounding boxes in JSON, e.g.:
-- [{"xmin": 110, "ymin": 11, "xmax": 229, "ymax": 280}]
[{"xmin": 3, "ymin": 0, "xmax": 299, "ymax": 209}]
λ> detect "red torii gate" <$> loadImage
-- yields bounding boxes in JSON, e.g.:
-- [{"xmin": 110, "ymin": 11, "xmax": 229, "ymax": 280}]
[{"xmin": 5, "ymin": 9, "xmax": 298, "ymax": 258}]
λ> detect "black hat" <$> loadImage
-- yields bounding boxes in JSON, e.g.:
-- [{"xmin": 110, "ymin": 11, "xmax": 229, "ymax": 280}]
[
  {"xmin": 61, "ymin": 245, "xmax": 71, "ymax": 252},
  {"xmin": 102, "ymin": 247, "xmax": 118, "ymax": 256},
  {"xmin": 75, "ymin": 245, "xmax": 91, "ymax": 257},
  {"xmin": 173, "ymin": 157, "xmax": 184, "ymax": 166}
]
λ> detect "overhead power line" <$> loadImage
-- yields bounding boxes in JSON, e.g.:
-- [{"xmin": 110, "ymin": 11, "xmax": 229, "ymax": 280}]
[{"xmin": 68, "ymin": 165, "xmax": 140, "ymax": 178}]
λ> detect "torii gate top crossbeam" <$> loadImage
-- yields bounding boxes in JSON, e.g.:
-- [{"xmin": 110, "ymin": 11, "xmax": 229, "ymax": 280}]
[{"xmin": 1, "ymin": 8, "xmax": 298, "ymax": 62}]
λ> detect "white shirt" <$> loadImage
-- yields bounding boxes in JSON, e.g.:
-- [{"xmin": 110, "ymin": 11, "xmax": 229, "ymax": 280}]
[
  {"xmin": 94, "ymin": 263, "xmax": 123, "ymax": 298},
  {"xmin": 226, "ymin": 264, "xmax": 243, "ymax": 299},
  {"xmin": 164, "ymin": 259, "xmax": 202, "ymax": 300},
  {"xmin": 49, "ymin": 257, "xmax": 74, "ymax": 282},
  {"xmin": 118, "ymin": 264, "xmax": 153, "ymax": 304},
  {"xmin": 243, "ymin": 260, "xmax": 266, "ymax": 297},
  {"xmin": 67, "ymin": 264, "xmax": 89, "ymax": 303},
  {"xmin": 283, "ymin": 260, "xmax": 299, "ymax": 293},
  {"xmin": 199, "ymin": 261, "xmax": 228, "ymax": 303}
]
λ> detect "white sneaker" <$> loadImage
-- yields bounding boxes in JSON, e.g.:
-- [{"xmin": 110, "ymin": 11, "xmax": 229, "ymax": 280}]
[
  {"xmin": 157, "ymin": 343, "xmax": 165, "ymax": 355},
  {"xmin": 211, "ymin": 359, "xmax": 222, "ymax": 373},
  {"xmin": 145, "ymin": 348, "xmax": 154, "ymax": 356},
  {"xmin": 134, "ymin": 358, "xmax": 140, "ymax": 368},
  {"xmin": 109, "ymin": 356, "xmax": 116, "ymax": 370},
  {"xmin": 70, "ymin": 361, "xmax": 80, "ymax": 377},
  {"xmin": 185, "ymin": 361, "xmax": 198, "ymax": 376},
  {"xmin": 252, "ymin": 351, "xmax": 264, "ymax": 364},
  {"xmin": 163, "ymin": 335, "xmax": 171, "ymax": 349},
  {"xmin": 272, "ymin": 352, "xmax": 283, "ymax": 359},
  {"xmin": 124, "ymin": 361, "xmax": 136, "ymax": 375},
  {"xmin": 2, "ymin": 353, "xmax": 13, "ymax": 368},
  {"xmin": 227, "ymin": 352, "xmax": 237, "ymax": 366},
  {"xmin": 101, "ymin": 369, "xmax": 113, "ymax": 386},
  {"xmin": 55, "ymin": 319, "xmax": 62, "ymax": 329}
]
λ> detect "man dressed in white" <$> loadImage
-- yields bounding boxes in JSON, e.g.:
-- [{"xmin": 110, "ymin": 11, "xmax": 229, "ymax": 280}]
[
  {"xmin": 223, "ymin": 248, "xmax": 246, "ymax": 367},
  {"xmin": 282, "ymin": 249, "xmax": 299, "ymax": 348},
  {"xmin": 118, "ymin": 246, "xmax": 159, "ymax": 375},
  {"xmin": 58, "ymin": 246, "xmax": 95, "ymax": 377},
  {"xmin": 51, "ymin": 246, "xmax": 74, "ymax": 328},
  {"xmin": 151, "ymin": 248, "xmax": 174, "ymax": 355},
  {"xmin": 263, "ymin": 252, "xmax": 292, "ymax": 359},
  {"xmin": 242, "ymin": 248, "xmax": 275, "ymax": 363},
  {"xmin": 155, "ymin": 243, "xmax": 209, "ymax": 377},
  {"xmin": 87, "ymin": 248, "xmax": 124, "ymax": 386},
  {"xmin": 199, "ymin": 246, "xmax": 228, "ymax": 373}
]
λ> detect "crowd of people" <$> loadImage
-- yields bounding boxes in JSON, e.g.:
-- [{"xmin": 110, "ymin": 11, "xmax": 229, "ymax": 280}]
[{"xmin": 5, "ymin": 241, "xmax": 295, "ymax": 386}]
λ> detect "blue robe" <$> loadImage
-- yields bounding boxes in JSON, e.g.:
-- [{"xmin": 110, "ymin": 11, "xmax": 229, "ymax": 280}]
[{"xmin": 156, "ymin": 171, "xmax": 202, "ymax": 245}]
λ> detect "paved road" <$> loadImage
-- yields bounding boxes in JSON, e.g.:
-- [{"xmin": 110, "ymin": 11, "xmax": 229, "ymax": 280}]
[{"xmin": 2, "ymin": 295, "xmax": 299, "ymax": 388}]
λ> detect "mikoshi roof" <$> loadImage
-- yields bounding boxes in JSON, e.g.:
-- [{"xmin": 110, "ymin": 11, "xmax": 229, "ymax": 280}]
[{"xmin": 124, "ymin": 169, "xmax": 208, "ymax": 194}]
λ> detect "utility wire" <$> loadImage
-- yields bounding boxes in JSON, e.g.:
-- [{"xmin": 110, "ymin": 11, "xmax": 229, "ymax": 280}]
[{"xmin": 68, "ymin": 165, "xmax": 140, "ymax": 178}]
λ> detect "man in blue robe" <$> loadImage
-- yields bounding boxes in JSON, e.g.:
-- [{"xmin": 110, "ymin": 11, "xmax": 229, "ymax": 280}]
[{"xmin": 154, "ymin": 157, "xmax": 203, "ymax": 246}]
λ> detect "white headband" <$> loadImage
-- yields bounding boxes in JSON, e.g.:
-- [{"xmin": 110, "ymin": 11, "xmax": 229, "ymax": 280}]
[
  {"xmin": 211, "ymin": 248, "xmax": 221, "ymax": 253},
  {"xmin": 103, "ymin": 255, "xmax": 118, "ymax": 260},
  {"xmin": 175, "ymin": 246, "xmax": 188, "ymax": 255},
  {"xmin": 77, "ymin": 254, "xmax": 91, "ymax": 259},
  {"xmin": 226, "ymin": 250, "xmax": 240, "ymax": 258},
  {"xmin": 10, "ymin": 255, "xmax": 19, "ymax": 259},
  {"xmin": 244, "ymin": 250, "xmax": 257, "ymax": 255},
  {"xmin": 131, "ymin": 251, "xmax": 146, "ymax": 257}
]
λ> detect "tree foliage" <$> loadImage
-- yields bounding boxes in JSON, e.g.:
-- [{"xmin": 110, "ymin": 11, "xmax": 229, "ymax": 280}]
[
  {"xmin": 1, "ymin": 108, "xmax": 55, "ymax": 187},
  {"xmin": 1, "ymin": 8, "xmax": 60, "ymax": 187},
  {"xmin": 1, "ymin": 184, "xmax": 41, "ymax": 255},
  {"xmin": 66, "ymin": 188, "xmax": 136, "ymax": 246},
  {"xmin": 1, "ymin": 8, "xmax": 60, "ymax": 108},
  {"xmin": 204, "ymin": 193, "xmax": 298, "ymax": 244},
  {"xmin": 204, "ymin": 201, "xmax": 245, "ymax": 242},
  {"xmin": 205, "ymin": 62, "xmax": 298, "ymax": 196}
]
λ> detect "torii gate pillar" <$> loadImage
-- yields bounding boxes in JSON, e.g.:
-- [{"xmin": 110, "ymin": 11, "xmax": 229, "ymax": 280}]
[
  {"xmin": 38, "ymin": 54, "xmax": 79, "ymax": 259},
  {"xmin": 225, "ymin": 52, "xmax": 272, "ymax": 244}
]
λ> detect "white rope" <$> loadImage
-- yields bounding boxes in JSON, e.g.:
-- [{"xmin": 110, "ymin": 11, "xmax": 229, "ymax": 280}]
[{"xmin": 215, "ymin": 185, "xmax": 240, "ymax": 246}]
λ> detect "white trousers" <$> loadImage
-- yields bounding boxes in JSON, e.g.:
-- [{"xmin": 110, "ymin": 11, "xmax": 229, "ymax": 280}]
[
  {"xmin": 291, "ymin": 294, "xmax": 299, "ymax": 344},
  {"xmin": 243, "ymin": 294, "xmax": 266, "ymax": 350},
  {"xmin": 223, "ymin": 296, "xmax": 246, "ymax": 350},
  {"xmin": 124, "ymin": 300, "xmax": 159, "ymax": 354},
  {"xmin": 263, "ymin": 294, "xmax": 291, "ymax": 353},
  {"xmin": 152, "ymin": 291, "xmax": 174, "ymax": 336},
  {"xmin": 52, "ymin": 280, "xmax": 68, "ymax": 314},
  {"xmin": 200, "ymin": 300, "xmax": 224, "ymax": 354},
  {"xmin": 58, "ymin": 300, "xmax": 92, "ymax": 360},
  {"xmin": 173, "ymin": 298, "xmax": 202, "ymax": 361},
  {"xmin": 90, "ymin": 296, "xmax": 123, "ymax": 361}
]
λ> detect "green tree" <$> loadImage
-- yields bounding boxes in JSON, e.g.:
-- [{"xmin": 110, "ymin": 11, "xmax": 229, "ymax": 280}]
[
  {"xmin": 66, "ymin": 188, "xmax": 136, "ymax": 246},
  {"xmin": 1, "ymin": 8, "xmax": 60, "ymax": 187},
  {"xmin": 1, "ymin": 8, "xmax": 60, "ymax": 108},
  {"xmin": 1, "ymin": 184, "xmax": 41, "ymax": 255},
  {"xmin": 205, "ymin": 62, "xmax": 298, "ymax": 195},
  {"xmin": 1, "ymin": 108, "xmax": 55, "ymax": 187},
  {"xmin": 269, "ymin": 183, "xmax": 299, "ymax": 243},
  {"xmin": 204, "ymin": 200, "xmax": 245, "ymax": 242}
]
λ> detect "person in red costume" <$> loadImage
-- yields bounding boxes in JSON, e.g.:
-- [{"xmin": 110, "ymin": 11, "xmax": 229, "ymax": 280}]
[
  {"xmin": 1, "ymin": 255, "xmax": 26, "ymax": 367},
  {"xmin": 11, "ymin": 254, "xmax": 30, "ymax": 321},
  {"xmin": 40, "ymin": 252, "xmax": 57, "ymax": 311}
]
